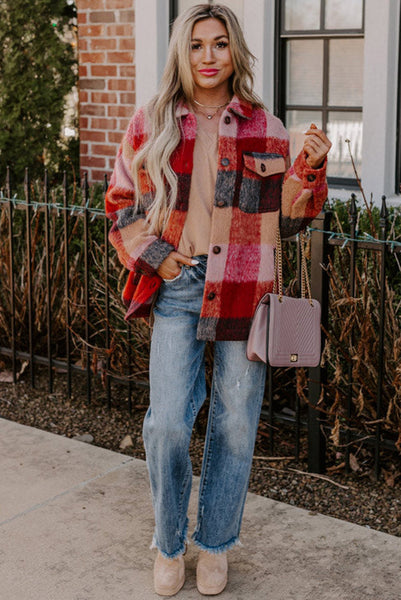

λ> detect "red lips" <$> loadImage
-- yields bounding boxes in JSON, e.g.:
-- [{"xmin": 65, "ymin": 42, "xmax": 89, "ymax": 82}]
[{"xmin": 199, "ymin": 69, "xmax": 219, "ymax": 76}]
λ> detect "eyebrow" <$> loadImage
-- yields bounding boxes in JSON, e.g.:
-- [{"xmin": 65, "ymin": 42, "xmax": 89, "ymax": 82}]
[{"xmin": 191, "ymin": 34, "xmax": 229, "ymax": 42}]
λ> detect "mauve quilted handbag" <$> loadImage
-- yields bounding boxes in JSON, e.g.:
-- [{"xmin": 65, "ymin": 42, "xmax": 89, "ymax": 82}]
[{"xmin": 246, "ymin": 230, "xmax": 321, "ymax": 367}]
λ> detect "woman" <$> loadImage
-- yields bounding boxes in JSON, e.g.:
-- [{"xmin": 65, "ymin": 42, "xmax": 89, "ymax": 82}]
[{"xmin": 106, "ymin": 4, "xmax": 331, "ymax": 596}]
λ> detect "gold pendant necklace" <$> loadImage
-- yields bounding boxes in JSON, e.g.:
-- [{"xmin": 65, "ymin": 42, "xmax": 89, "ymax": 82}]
[
  {"xmin": 199, "ymin": 107, "xmax": 221, "ymax": 120},
  {"xmin": 193, "ymin": 98, "xmax": 229, "ymax": 120}
]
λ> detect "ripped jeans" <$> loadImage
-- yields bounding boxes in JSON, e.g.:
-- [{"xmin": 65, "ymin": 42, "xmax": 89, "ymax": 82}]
[{"xmin": 142, "ymin": 255, "xmax": 266, "ymax": 558}]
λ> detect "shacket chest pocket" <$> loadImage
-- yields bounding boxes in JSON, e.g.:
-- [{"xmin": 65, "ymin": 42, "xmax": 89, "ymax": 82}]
[{"xmin": 239, "ymin": 152, "xmax": 286, "ymax": 213}]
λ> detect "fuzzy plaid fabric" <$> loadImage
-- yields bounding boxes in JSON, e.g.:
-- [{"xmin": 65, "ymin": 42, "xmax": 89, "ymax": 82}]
[{"xmin": 105, "ymin": 96, "xmax": 328, "ymax": 341}]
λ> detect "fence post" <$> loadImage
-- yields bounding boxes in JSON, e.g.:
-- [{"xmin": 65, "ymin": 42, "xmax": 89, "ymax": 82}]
[
  {"xmin": 6, "ymin": 167, "xmax": 17, "ymax": 383},
  {"xmin": 44, "ymin": 170, "xmax": 53, "ymax": 394},
  {"xmin": 25, "ymin": 168, "xmax": 35, "ymax": 388},
  {"xmin": 63, "ymin": 171, "xmax": 72, "ymax": 398},
  {"xmin": 83, "ymin": 173, "xmax": 91, "ymax": 403},
  {"xmin": 375, "ymin": 195, "xmax": 388, "ymax": 479},
  {"xmin": 103, "ymin": 174, "xmax": 112, "ymax": 408},
  {"xmin": 308, "ymin": 210, "xmax": 332, "ymax": 473},
  {"xmin": 345, "ymin": 194, "xmax": 357, "ymax": 473}
]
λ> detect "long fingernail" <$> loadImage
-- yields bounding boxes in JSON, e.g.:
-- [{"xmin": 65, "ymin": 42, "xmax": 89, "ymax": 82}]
[{"xmin": 191, "ymin": 259, "xmax": 199, "ymax": 265}]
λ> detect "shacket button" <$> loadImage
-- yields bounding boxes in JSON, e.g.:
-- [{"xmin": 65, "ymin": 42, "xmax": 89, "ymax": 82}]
[
  {"xmin": 221, "ymin": 158, "xmax": 230, "ymax": 166},
  {"xmin": 260, "ymin": 163, "xmax": 266, "ymax": 172},
  {"xmin": 207, "ymin": 292, "xmax": 216, "ymax": 300},
  {"xmin": 212, "ymin": 246, "xmax": 221, "ymax": 254},
  {"xmin": 224, "ymin": 116, "xmax": 231, "ymax": 124},
  {"xmin": 217, "ymin": 200, "xmax": 226, "ymax": 208},
  {"xmin": 307, "ymin": 173, "xmax": 316, "ymax": 182}
]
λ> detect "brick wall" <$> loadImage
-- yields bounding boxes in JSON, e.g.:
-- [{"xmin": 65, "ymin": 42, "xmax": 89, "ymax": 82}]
[{"xmin": 77, "ymin": 0, "xmax": 135, "ymax": 182}]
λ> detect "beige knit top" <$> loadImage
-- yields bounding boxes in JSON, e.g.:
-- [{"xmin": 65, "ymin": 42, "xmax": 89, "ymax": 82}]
[{"xmin": 177, "ymin": 114, "xmax": 219, "ymax": 257}]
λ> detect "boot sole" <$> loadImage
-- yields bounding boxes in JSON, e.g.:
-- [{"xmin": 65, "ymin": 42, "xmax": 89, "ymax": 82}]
[
  {"xmin": 197, "ymin": 575, "xmax": 228, "ymax": 596},
  {"xmin": 155, "ymin": 572, "xmax": 185, "ymax": 597}
]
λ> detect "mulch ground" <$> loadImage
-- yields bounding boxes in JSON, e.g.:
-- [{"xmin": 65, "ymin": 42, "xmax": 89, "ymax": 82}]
[{"xmin": 1, "ymin": 369, "xmax": 400, "ymax": 538}]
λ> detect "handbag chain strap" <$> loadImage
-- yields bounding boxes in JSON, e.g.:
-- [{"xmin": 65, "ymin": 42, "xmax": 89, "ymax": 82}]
[
  {"xmin": 273, "ymin": 228, "xmax": 313, "ymax": 305},
  {"xmin": 273, "ymin": 227, "xmax": 283, "ymax": 298}
]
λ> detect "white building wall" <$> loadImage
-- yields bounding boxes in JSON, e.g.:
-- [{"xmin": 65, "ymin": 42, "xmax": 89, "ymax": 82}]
[
  {"xmin": 135, "ymin": 0, "xmax": 401, "ymax": 201},
  {"xmin": 136, "ymin": 0, "xmax": 276, "ymax": 110},
  {"xmin": 361, "ymin": 0, "xmax": 400, "ymax": 202},
  {"xmin": 135, "ymin": 0, "xmax": 169, "ymax": 108},
  {"xmin": 243, "ymin": 0, "xmax": 275, "ymax": 112}
]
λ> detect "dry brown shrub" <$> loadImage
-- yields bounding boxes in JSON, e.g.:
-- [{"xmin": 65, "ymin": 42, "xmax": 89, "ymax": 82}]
[{"xmin": 1, "ymin": 185, "xmax": 401, "ymax": 459}]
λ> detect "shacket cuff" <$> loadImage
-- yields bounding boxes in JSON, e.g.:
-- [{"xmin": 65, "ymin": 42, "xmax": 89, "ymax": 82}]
[
  {"xmin": 294, "ymin": 151, "xmax": 327, "ymax": 190},
  {"xmin": 135, "ymin": 238, "xmax": 175, "ymax": 277}
]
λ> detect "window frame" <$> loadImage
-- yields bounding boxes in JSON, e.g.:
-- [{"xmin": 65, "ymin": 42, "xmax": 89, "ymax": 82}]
[
  {"xmin": 275, "ymin": 0, "xmax": 365, "ymax": 188},
  {"xmin": 170, "ymin": 0, "xmax": 214, "ymax": 22},
  {"xmin": 170, "ymin": 0, "xmax": 178, "ymax": 24}
]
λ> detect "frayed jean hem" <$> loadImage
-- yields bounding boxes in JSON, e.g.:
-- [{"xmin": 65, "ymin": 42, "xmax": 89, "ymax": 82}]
[
  {"xmin": 191, "ymin": 534, "xmax": 243, "ymax": 554},
  {"xmin": 150, "ymin": 540, "xmax": 188, "ymax": 560},
  {"xmin": 150, "ymin": 520, "xmax": 189, "ymax": 559}
]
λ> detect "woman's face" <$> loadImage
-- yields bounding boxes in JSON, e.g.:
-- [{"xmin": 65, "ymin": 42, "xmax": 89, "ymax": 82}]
[{"xmin": 190, "ymin": 18, "xmax": 234, "ymax": 98}]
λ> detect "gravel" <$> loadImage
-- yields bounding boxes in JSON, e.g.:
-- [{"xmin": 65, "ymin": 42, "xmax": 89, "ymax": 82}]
[{"xmin": 1, "ymin": 369, "xmax": 400, "ymax": 538}]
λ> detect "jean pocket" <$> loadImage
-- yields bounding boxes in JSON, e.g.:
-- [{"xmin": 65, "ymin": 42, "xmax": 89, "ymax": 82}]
[
  {"xmin": 162, "ymin": 268, "xmax": 184, "ymax": 284},
  {"xmin": 239, "ymin": 152, "xmax": 286, "ymax": 213}
]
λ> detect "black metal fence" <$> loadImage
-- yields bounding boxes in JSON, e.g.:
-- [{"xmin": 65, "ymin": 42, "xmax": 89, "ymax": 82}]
[
  {"xmin": 0, "ymin": 168, "xmax": 149, "ymax": 411},
  {"xmin": 1, "ymin": 169, "xmax": 400, "ymax": 478}
]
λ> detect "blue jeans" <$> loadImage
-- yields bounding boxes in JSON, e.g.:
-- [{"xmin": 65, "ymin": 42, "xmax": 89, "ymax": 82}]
[{"xmin": 142, "ymin": 256, "xmax": 266, "ymax": 558}]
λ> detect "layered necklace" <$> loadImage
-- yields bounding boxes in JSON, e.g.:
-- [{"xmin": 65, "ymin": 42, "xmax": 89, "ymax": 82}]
[{"xmin": 193, "ymin": 98, "xmax": 230, "ymax": 120}]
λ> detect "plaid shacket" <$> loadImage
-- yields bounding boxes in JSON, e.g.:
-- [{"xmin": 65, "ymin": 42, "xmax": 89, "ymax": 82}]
[{"xmin": 105, "ymin": 96, "xmax": 328, "ymax": 341}]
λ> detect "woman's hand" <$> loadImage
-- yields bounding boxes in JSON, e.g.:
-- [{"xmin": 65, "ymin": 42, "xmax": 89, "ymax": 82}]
[
  {"xmin": 157, "ymin": 251, "xmax": 198, "ymax": 280},
  {"xmin": 303, "ymin": 123, "xmax": 332, "ymax": 169}
]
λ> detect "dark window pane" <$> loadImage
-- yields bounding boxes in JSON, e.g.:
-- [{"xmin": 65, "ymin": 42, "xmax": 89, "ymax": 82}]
[
  {"xmin": 178, "ymin": 0, "xmax": 243, "ymax": 18},
  {"xmin": 329, "ymin": 39, "xmax": 364, "ymax": 107},
  {"xmin": 286, "ymin": 110, "xmax": 323, "ymax": 162},
  {"xmin": 284, "ymin": 0, "xmax": 321, "ymax": 30},
  {"xmin": 325, "ymin": 0, "xmax": 363, "ymax": 30},
  {"xmin": 327, "ymin": 111, "xmax": 363, "ymax": 178},
  {"xmin": 286, "ymin": 40, "xmax": 324, "ymax": 105}
]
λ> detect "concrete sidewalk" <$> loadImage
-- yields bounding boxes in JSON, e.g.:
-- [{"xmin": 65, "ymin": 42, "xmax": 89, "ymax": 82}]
[{"xmin": 0, "ymin": 417, "xmax": 400, "ymax": 600}]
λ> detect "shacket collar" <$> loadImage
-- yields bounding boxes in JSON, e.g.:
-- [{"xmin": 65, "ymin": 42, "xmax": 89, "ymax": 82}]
[{"xmin": 175, "ymin": 95, "xmax": 253, "ymax": 120}]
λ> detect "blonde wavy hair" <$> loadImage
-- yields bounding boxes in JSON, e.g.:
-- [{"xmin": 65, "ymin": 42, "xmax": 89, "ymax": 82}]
[{"xmin": 132, "ymin": 3, "xmax": 263, "ymax": 234}]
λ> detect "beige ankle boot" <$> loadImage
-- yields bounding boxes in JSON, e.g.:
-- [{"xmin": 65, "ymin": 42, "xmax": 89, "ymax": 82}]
[
  {"xmin": 154, "ymin": 552, "xmax": 185, "ymax": 596},
  {"xmin": 196, "ymin": 550, "xmax": 228, "ymax": 595}
]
